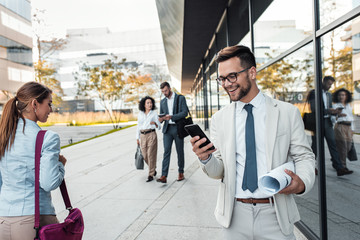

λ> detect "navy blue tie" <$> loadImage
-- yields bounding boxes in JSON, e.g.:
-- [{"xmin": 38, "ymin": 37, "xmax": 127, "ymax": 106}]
[{"xmin": 242, "ymin": 104, "xmax": 258, "ymax": 193}]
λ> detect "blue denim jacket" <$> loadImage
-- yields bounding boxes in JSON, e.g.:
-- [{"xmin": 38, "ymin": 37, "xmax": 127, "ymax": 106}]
[{"xmin": 0, "ymin": 118, "xmax": 65, "ymax": 216}]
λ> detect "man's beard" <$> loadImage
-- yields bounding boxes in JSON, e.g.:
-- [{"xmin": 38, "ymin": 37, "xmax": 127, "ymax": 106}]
[{"xmin": 224, "ymin": 76, "xmax": 252, "ymax": 101}]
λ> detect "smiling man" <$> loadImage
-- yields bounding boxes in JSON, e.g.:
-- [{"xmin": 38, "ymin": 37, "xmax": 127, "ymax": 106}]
[{"xmin": 189, "ymin": 45, "xmax": 315, "ymax": 239}]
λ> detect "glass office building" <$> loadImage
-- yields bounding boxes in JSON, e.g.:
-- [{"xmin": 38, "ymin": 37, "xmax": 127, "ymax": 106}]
[
  {"xmin": 157, "ymin": 0, "xmax": 360, "ymax": 239},
  {"xmin": 0, "ymin": 0, "xmax": 33, "ymax": 113}
]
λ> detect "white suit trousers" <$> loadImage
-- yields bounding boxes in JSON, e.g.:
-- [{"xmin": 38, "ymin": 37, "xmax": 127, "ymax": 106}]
[{"xmin": 223, "ymin": 201, "xmax": 296, "ymax": 240}]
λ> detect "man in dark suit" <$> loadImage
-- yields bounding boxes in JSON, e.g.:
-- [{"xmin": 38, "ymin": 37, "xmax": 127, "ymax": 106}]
[
  {"xmin": 308, "ymin": 76, "xmax": 353, "ymax": 176},
  {"xmin": 157, "ymin": 82, "xmax": 189, "ymax": 183}
]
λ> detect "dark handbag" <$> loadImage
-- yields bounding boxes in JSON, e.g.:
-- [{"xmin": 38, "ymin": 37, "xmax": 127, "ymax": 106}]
[
  {"xmin": 176, "ymin": 116, "xmax": 193, "ymax": 139},
  {"xmin": 175, "ymin": 95, "xmax": 193, "ymax": 139},
  {"xmin": 135, "ymin": 145, "xmax": 144, "ymax": 169},
  {"xmin": 347, "ymin": 140, "xmax": 358, "ymax": 161},
  {"xmin": 34, "ymin": 130, "xmax": 84, "ymax": 240},
  {"xmin": 303, "ymin": 112, "xmax": 316, "ymax": 132}
]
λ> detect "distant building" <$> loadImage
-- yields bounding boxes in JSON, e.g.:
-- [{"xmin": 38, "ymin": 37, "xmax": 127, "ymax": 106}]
[
  {"xmin": 0, "ymin": 0, "xmax": 33, "ymax": 114},
  {"xmin": 49, "ymin": 27, "xmax": 171, "ymax": 112}
]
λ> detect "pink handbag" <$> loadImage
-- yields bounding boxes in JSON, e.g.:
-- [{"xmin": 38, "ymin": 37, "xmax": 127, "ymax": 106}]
[{"xmin": 34, "ymin": 130, "xmax": 84, "ymax": 240}]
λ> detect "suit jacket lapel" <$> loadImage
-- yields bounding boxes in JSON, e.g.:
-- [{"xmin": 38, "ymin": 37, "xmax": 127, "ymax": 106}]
[
  {"xmin": 172, "ymin": 93, "xmax": 178, "ymax": 114},
  {"xmin": 327, "ymin": 92, "xmax": 332, "ymax": 108},
  {"xmin": 162, "ymin": 98, "xmax": 169, "ymax": 114},
  {"xmin": 265, "ymin": 96, "xmax": 279, "ymax": 171}
]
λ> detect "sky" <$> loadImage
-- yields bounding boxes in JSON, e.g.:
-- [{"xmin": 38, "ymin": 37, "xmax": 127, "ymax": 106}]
[{"xmin": 31, "ymin": 0, "xmax": 161, "ymax": 39}]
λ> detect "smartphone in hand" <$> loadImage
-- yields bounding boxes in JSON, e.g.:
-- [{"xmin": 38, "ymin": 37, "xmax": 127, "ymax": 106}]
[{"xmin": 184, "ymin": 124, "xmax": 215, "ymax": 150}]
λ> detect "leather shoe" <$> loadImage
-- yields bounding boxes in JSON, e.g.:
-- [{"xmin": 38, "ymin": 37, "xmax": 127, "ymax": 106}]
[
  {"xmin": 177, "ymin": 173, "xmax": 185, "ymax": 181},
  {"xmin": 337, "ymin": 168, "xmax": 353, "ymax": 176},
  {"xmin": 146, "ymin": 176, "xmax": 154, "ymax": 182},
  {"xmin": 157, "ymin": 176, "xmax": 167, "ymax": 183}
]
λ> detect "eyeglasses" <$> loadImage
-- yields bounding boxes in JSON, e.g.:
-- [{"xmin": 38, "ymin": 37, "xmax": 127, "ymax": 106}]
[{"xmin": 216, "ymin": 67, "xmax": 251, "ymax": 85}]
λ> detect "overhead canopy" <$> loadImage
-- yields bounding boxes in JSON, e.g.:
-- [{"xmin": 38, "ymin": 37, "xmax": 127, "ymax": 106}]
[
  {"xmin": 156, "ymin": 0, "xmax": 272, "ymax": 94},
  {"xmin": 156, "ymin": 0, "xmax": 228, "ymax": 94}
]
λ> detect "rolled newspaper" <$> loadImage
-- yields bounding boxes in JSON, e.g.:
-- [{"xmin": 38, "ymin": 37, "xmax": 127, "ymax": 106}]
[{"xmin": 258, "ymin": 162, "xmax": 295, "ymax": 195}]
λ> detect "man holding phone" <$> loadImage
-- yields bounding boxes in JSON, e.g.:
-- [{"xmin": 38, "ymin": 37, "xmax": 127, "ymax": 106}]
[
  {"xmin": 190, "ymin": 45, "xmax": 315, "ymax": 239},
  {"xmin": 157, "ymin": 82, "xmax": 189, "ymax": 183}
]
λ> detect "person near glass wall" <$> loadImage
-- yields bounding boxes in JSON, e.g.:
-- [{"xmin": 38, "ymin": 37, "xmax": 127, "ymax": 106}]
[
  {"xmin": 332, "ymin": 88, "xmax": 355, "ymax": 173},
  {"xmin": 136, "ymin": 96, "xmax": 161, "ymax": 182},
  {"xmin": 307, "ymin": 76, "xmax": 353, "ymax": 176},
  {"xmin": 0, "ymin": 82, "xmax": 66, "ymax": 240},
  {"xmin": 189, "ymin": 45, "xmax": 315, "ymax": 240}
]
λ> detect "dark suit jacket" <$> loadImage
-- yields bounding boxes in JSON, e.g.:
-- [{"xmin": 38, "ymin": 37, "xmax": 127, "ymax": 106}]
[
  {"xmin": 160, "ymin": 93, "xmax": 188, "ymax": 134},
  {"xmin": 308, "ymin": 89, "xmax": 333, "ymax": 116}
]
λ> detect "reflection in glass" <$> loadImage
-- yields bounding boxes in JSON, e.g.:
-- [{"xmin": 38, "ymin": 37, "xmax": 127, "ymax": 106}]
[
  {"xmin": 253, "ymin": 0, "xmax": 312, "ymax": 64},
  {"xmin": 257, "ymin": 42, "xmax": 320, "ymax": 236},
  {"xmin": 320, "ymin": 15, "xmax": 360, "ymax": 240},
  {"xmin": 218, "ymin": 81, "xmax": 229, "ymax": 110},
  {"xmin": 210, "ymin": 68, "xmax": 219, "ymax": 116},
  {"xmin": 320, "ymin": 0, "xmax": 360, "ymax": 28}
]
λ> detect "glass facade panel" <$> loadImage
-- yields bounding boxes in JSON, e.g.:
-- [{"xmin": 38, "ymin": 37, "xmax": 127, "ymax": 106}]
[
  {"xmin": 320, "ymin": 0, "xmax": 360, "ymax": 28},
  {"xmin": 253, "ymin": 0, "xmax": 312, "ymax": 65},
  {"xmin": 210, "ymin": 64, "xmax": 219, "ymax": 116},
  {"xmin": 320, "ymin": 15, "xmax": 360, "ymax": 240},
  {"xmin": 217, "ymin": 18, "xmax": 228, "ymax": 52},
  {"xmin": 228, "ymin": 0, "xmax": 249, "ymax": 46},
  {"xmin": 0, "ymin": 0, "xmax": 31, "ymax": 21},
  {"xmin": 0, "ymin": 35, "xmax": 32, "ymax": 66},
  {"xmin": 206, "ymin": 77, "xmax": 211, "ymax": 119},
  {"xmin": 258, "ymin": 43, "xmax": 319, "ymax": 236}
]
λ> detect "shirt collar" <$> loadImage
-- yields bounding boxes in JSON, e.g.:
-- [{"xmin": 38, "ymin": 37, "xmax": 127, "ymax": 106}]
[
  {"xmin": 18, "ymin": 118, "xmax": 41, "ymax": 129},
  {"xmin": 236, "ymin": 91, "xmax": 265, "ymax": 111}
]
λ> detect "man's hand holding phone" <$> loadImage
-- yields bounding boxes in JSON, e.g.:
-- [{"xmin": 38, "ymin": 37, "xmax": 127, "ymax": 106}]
[
  {"xmin": 158, "ymin": 113, "xmax": 171, "ymax": 122},
  {"xmin": 185, "ymin": 124, "xmax": 216, "ymax": 161},
  {"xmin": 190, "ymin": 136, "xmax": 216, "ymax": 161}
]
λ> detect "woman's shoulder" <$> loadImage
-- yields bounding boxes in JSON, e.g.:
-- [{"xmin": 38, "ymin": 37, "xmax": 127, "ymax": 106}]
[
  {"xmin": 42, "ymin": 130, "xmax": 60, "ymax": 149},
  {"xmin": 150, "ymin": 110, "xmax": 158, "ymax": 115},
  {"xmin": 43, "ymin": 129, "xmax": 59, "ymax": 137}
]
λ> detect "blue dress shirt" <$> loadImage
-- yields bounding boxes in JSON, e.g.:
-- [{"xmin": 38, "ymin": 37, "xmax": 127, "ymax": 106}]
[{"xmin": 0, "ymin": 118, "xmax": 65, "ymax": 216}]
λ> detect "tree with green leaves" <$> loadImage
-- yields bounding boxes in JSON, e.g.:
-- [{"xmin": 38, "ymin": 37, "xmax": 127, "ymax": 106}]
[
  {"xmin": 257, "ymin": 53, "xmax": 296, "ymax": 100},
  {"xmin": 326, "ymin": 46, "xmax": 353, "ymax": 92},
  {"xmin": 75, "ymin": 56, "xmax": 152, "ymax": 128}
]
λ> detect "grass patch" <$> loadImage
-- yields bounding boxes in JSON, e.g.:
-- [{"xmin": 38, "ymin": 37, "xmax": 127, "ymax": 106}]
[{"xmin": 61, "ymin": 124, "xmax": 137, "ymax": 149}]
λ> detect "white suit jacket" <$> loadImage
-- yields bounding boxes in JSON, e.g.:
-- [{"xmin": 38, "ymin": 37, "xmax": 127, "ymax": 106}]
[{"xmin": 200, "ymin": 95, "xmax": 315, "ymax": 235}]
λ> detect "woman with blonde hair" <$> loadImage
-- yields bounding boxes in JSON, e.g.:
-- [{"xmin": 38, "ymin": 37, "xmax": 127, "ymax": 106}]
[{"xmin": 0, "ymin": 81, "xmax": 67, "ymax": 240}]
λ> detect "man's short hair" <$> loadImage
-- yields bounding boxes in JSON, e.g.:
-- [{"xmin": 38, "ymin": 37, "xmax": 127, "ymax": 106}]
[
  {"xmin": 323, "ymin": 76, "xmax": 335, "ymax": 83},
  {"xmin": 160, "ymin": 81, "xmax": 170, "ymax": 89},
  {"xmin": 215, "ymin": 45, "xmax": 256, "ymax": 68}
]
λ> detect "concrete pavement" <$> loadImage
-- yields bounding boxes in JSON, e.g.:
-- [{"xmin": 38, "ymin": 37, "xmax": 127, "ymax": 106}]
[{"xmin": 50, "ymin": 124, "xmax": 308, "ymax": 240}]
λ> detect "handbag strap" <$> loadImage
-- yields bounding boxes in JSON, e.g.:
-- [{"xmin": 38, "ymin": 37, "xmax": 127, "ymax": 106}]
[{"xmin": 34, "ymin": 130, "xmax": 72, "ymax": 234}]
